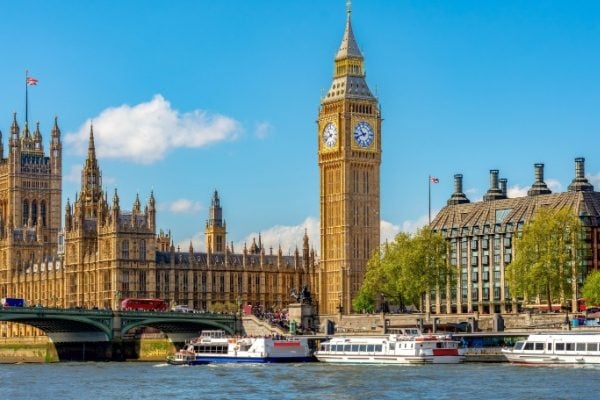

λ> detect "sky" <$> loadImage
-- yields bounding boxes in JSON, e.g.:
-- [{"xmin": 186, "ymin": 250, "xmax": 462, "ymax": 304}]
[{"xmin": 1, "ymin": 0, "xmax": 600, "ymax": 256}]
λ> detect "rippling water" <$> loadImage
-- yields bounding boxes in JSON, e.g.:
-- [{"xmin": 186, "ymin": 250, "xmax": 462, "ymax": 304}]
[{"xmin": 2, "ymin": 362, "xmax": 598, "ymax": 400}]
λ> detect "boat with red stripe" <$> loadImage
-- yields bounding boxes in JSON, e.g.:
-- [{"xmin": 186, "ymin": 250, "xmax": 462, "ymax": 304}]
[
  {"xmin": 315, "ymin": 328, "xmax": 465, "ymax": 364},
  {"xmin": 168, "ymin": 330, "xmax": 314, "ymax": 365}
]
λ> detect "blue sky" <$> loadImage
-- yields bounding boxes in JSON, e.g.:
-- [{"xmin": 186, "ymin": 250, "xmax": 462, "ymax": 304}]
[{"xmin": 1, "ymin": 0, "xmax": 600, "ymax": 255}]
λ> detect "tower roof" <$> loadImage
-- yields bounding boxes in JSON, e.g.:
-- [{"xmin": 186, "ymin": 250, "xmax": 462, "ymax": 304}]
[
  {"xmin": 322, "ymin": 2, "xmax": 375, "ymax": 104},
  {"xmin": 335, "ymin": 4, "xmax": 363, "ymax": 60}
]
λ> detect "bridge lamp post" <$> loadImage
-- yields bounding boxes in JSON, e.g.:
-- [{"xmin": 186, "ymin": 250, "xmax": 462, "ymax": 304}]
[{"xmin": 115, "ymin": 291, "xmax": 122, "ymax": 310}]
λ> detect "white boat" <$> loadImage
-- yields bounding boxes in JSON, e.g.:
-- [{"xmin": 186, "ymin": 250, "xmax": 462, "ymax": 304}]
[
  {"xmin": 314, "ymin": 328, "xmax": 464, "ymax": 364},
  {"xmin": 502, "ymin": 332, "xmax": 600, "ymax": 365},
  {"xmin": 167, "ymin": 330, "xmax": 314, "ymax": 365}
]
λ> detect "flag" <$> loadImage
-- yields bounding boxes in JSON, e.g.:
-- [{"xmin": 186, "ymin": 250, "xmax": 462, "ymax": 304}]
[
  {"xmin": 26, "ymin": 76, "xmax": 38, "ymax": 85},
  {"xmin": 430, "ymin": 176, "xmax": 439, "ymax": 183}
]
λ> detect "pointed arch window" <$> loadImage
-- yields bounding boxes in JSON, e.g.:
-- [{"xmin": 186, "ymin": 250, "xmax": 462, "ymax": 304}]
[
  {"xmin": 31, "ymin": 200, "xmax": 37, "ymax": 225},
  {"xmin": 139, "ymin": 239, "xmax": 146, "ymax": 261},
  {"xmin": 40, "ymin": 201, "xmax": 47, "ymax": 227},
  {"xmin": 22, "ymin": 200, "xmax": 29, "ymax": 226}
]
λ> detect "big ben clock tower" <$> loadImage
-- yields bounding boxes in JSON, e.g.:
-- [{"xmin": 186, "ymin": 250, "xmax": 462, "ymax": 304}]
[{"xmin": 318, "ymin": 3, "xmax": 381, "ymax": 314}]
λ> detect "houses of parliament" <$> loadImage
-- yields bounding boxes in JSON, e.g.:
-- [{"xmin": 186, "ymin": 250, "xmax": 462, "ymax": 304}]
[{"xmin": 0, "ymin": 4, "xmax": 378, "ymax": 337}]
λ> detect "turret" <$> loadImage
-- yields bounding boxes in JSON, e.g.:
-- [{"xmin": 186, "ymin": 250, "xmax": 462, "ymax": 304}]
[
  {"xmin": 50, "ymin": 116, "xmax": 62, "ymax": 174},
  {"xmin": 148, "ymin": 191, "xmax": 156, "ymax": 231},
  {"xmin": 33, "ymin": 122, "xmax": 43, "ymax": 151}
]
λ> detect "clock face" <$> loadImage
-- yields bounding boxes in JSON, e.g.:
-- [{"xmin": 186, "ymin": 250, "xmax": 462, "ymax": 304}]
[
  {"xmin": 353, "ymin": 121, "xmax": 374, "ymax": 148},
  {"xmin": 322, "ymin": 122, "xmax": 338, "ymax": 148}
]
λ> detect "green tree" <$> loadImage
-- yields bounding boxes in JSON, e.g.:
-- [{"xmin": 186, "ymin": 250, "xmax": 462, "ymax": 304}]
[
  {"xmin": 582, "ymin": 271, "xmax": 600, "ymax": 307},
  {"xmin": 354, "ymin": 227, "xmax": 449, "ymax": 312},
  {"xmin": 506, "ymin": 208, "xmax": 585, "ymax": 312}
]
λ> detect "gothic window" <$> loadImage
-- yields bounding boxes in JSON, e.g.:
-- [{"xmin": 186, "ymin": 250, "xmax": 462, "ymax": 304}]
[
  {"xmin": 40, "ymin": 201, "xmax": 47, "ymax": 227},
  {"xmin": 138, "ymin": 270, "xmax": 146, "ymax": 293},
  {"xmin": 122, "ymin": 271, "xmax": 129, "ymax": 291},
  {"xmin": 22, "ymin": 200, "xmax": 29, "ymax": 226},
  {"xmin": 31, "ymin": 200, "xmax": 37, "ymax": 225},
  {"xmin": 122, "ymin": 240, "xmax": 129, "ymax": 259},
  {"xmin": 139, "ymin": 240, "xmax": 146, "ymax": 261}
]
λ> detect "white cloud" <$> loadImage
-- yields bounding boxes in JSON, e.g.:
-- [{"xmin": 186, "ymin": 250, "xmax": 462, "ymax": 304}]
[
  {"xmin": 399, "ymin": 214, "xmax": 431, "ymax": 234},
  {"xmin": 168, "ymin": 199, "xmax": 203, "ymax": 214},
  {"xmin": 589, "ymin": 172, "xmax": 600, "ymax": 188},
  {"xmin": 64, "ymin": 95, "xmax": 242, "ymax": 164},
  {"xmin": 546, "ymin": 179, "xmax": 562, "ymax": 193},
  {"xmin": 507, "ymin": 185, "xmax": 528, "ymax": 198},
  {"xmin": 254, "ymin": 121, "xmax": 272, "ymax": 139},
  {"xmin": 234, "ymin": 217, "xmax": 319, "ymax": 256},
  {"xmin": 64, "ymin": 164, "xmax": 82, "ymax": 183}
]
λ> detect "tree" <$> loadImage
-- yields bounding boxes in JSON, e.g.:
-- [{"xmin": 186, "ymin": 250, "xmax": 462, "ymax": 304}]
[
  {"xmin": 354, "ymin": 227, "xmax": 449, "ymax": 312},
  {"xmin": 506, "ymin": 208, "xmax": 585, "ymax": 312},
  {"xmin": 582, "ymin": 271, "xmax": 600, "ymax": 307}
]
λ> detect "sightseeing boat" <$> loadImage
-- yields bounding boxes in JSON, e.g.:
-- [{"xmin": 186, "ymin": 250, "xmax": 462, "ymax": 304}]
[
  {"xmin": 167, "ymin": 330, "xmax": 314, "ymax": 365},
  {"xmin": 314, "ymin": 328, "xmax": 464, "ymax": 364},
  {"xmin": 502, "ymin": 332, "xmax": 600, "ymax": 365}
]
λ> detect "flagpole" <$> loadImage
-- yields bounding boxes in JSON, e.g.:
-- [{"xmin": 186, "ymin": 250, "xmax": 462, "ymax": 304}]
[
  {"xmin": 428, "ymin": 175, "xmax": 431, "ymax": 225},
  {"xmin": 25, "ymin": 70, "xmax": 29, "ymax": 124}
]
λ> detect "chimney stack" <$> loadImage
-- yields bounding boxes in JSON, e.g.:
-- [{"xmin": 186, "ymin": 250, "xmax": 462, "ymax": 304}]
[
  {"xmin": 527, "ymin": 163, "xmax": 552, "ymax": 196},
  {"xmin": 447, "ymin": 174, "xmax": 470, "ymax": 205},
  {"xmin": 484, "ymin": 170, "xmax": 504, "ymax": 201},
  {"xmin": 568, "ymin": 157, "xmax": 594, "ymax": 192},
  {"xmin": 499, "ymin": 178, "xmax": 508, "ymax": 198}
]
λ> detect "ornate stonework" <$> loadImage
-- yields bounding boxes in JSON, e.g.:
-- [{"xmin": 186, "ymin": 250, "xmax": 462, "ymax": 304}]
[{"xmin": 317, "ymin": 6, "xmax": 381, "ymax": 314}]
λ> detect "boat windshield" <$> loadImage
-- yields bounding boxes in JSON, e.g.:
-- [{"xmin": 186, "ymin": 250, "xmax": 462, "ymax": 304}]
[{"xmin": 514, "ymin": 341, "xmax": 524, "ymax": 350}]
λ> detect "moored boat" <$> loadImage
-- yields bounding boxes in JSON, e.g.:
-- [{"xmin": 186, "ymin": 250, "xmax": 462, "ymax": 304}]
[
  {"xmin": 314, "ymin": 328, "xmax": 464, "ymax": 364},
  {"xmin": 502, "ymin": 332, "xmax": 600, "ymax": 365},
  {"xmin": 168, "ymin": 330, "xmax": 314, "ymax": 364}
]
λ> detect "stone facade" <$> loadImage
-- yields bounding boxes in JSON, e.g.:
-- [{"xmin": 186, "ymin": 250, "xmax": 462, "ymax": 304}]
[
  {"xmin": 1, "ymin": 121, "xmax": 316, "ymax": 337},
  {"xmin": 317, "ymin": 6, "xmax": 381, "ymax": 314}
]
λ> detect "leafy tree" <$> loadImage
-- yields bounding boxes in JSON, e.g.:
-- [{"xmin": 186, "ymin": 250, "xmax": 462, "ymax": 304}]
[
  {"xmin": 354, "ymin": 227, "xmax": 449, "ymax": 312},
  {"xmin": 506, "ymin": 208, "xmax": 585, "ymax": 312},
  {"xmin": 352, "ymin": 287, "xmax": 375, "ymax": 313},
  {"xmin": 582, "ymin": 271, "xmax": 600, "ymax": 307}
]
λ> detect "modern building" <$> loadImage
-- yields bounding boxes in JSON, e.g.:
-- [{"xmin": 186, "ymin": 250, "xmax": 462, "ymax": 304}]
[
  {"xmin": 430, "ymin": 159, "xmax": 600, "ymax": 314},
  {"xmin": 316, "ymin": 4, "xmax": 382, "ymax": 315}
]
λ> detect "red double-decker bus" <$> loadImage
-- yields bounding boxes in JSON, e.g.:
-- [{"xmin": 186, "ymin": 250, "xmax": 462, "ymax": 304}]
[{"xmin": 120, "ymin": 298, "xmax": 168, "ymax": 311}]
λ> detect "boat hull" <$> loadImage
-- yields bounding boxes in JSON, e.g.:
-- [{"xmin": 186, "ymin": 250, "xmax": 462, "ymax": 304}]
[
  {"xmin": 315, "ymin": 354, "xmax": 463, "ymax": 364},
  {"xmin": 190, "ymin": 356, "xmax": 315, "ymax": 364}
]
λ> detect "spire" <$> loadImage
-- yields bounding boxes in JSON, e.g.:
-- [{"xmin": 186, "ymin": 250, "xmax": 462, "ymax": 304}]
[
  {"xmin": 133, "ymin": 193, "xmax": 141, "ymax": 212},
  {"xmin": 323, "ymin": 3, "xmax": 374, "ymax": 103},
  {"xmin": 10, "ymin": 113, "xmax": 19, "ymax": 137},
  {"xmin": 336, "ymin": 1, "xmax": 363, "ymax": 60},
  {"xmin": 33, "ymin": 121, "xmax": 42, "ymax": 150},
  {"xmin": 51, "ymin": 116, "xmax": 61, "ymax": 138},
  {"xmin": 88, "ymin": 124, "xmax": 97, "ymax": 165}
]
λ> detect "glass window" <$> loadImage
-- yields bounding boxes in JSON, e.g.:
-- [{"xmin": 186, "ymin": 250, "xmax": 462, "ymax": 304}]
[
  {"xmin": 576, "ymin": 343, "xmax": 585, "ymax": 352},
  {"xmin": 524, "ymin": 342, "xmax": 534, "ymax": 350},
  {"xmin": 587, "ymin": 343, "xmax": 598, "ymax": 352},
  {"xmin": 351, "ymin": 344, "xmax": 359, "ymax": 352},
  {"xmin": 566, "ymin": 343, "xmax": 575, "ymax": 351},
  {"xmin": 375, "ymin": 345, "xmax": 382, "ymax": 352},
  {"xmin": 535, "ymin": 343, "xmax": 544, "ymax": 351},
  {"xmin": 367, "ymin": 345, "xmax": 374, "ymax": 352},
  {"xmin": 344, "ymin": 344, "xmax": 351, "ymax": 352},
  {"xmin": 359, "ymin": 345, "xmax": 367, "ymax": 352}
]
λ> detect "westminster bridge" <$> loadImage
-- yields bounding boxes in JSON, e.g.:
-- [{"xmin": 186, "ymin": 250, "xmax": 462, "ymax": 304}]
[{"xmin": 0, "ymin": 307, "xmax": 239, "ymax": 361}]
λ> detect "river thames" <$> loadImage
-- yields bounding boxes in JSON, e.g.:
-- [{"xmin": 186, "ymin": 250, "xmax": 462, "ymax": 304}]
[{"xmin": 1, "ymin": 362, "xmax": 598, "ymax": 400}]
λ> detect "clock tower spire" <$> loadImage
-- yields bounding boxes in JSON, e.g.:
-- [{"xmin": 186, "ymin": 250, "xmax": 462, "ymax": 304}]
[{"xmin": 317, "ymin": 4, "xmax": 381, "ymax": 314}]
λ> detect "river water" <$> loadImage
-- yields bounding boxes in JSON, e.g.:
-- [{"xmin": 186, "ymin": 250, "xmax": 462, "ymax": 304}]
[{"xmin": 1, "ymin": 362, "xmax": 597, "ymax": 400}]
